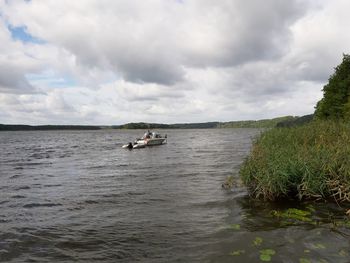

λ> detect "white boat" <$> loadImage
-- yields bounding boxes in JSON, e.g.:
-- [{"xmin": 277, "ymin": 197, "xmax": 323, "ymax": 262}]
[
  {"xmin": 122, "ymin": 131, "xmax": 167, "ymax": 149},
  {"xmin": 135, "ymin": 131, "xmax": 167, "ymax": 146}
]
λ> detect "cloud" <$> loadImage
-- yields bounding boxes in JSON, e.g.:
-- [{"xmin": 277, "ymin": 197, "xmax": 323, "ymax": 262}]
[
  {"xmin": 0, "ymin": 0, "xmax": 349, "ymax": 124},
  {"xmin": 0, "ymin": 64, "xmax": 34, "ymax": 94},
  {"xmin": 180, "ymin": 0, "xmax": 306, "ymax": 67},
  {"xmin": 0, "ymin": 20, "xmax": 36, "ymax": 93},
  {"xmin": 1, "ymin": 0, "xmax": 306, "ymax": 86},
  {"xmin": 287, "ymin": 0, "xmax": 350, "ymax": 83}
]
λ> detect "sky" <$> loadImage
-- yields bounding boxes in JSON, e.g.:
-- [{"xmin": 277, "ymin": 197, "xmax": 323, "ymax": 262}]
[{"xmin": 0, "ymin": 0, "xmax": 349, "ymax": 125}]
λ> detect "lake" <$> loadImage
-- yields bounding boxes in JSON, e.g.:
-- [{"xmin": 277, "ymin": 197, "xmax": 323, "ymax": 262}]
[{"xmin": 0, "ymin": 129, "xmax": 349, "ymax": 262}]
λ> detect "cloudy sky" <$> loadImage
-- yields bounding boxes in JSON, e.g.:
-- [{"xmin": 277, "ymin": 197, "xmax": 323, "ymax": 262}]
[{"xmin": 0, "ymin": 0, "xmax": 349, "ymax": 125}]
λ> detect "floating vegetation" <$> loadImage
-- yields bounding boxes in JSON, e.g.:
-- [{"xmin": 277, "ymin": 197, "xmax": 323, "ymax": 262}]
[
  {"xmin": 229, "ymin": 249, "xmax": 245, "ymax": 256},
  {"xmin": 222, "ymin": 175, "xmax": 243, "ymax": 189},
  {"xmin": 228, "ymin": 223, "xmax": 241, "ymax": 230},
  {"xmin": 253, "ymin": 237, "xmax": 263, "ymax": 246},
  {"xmin": 225, "ymin": 202, "xmax": 350, "ymax": 261},
  {"xmin": 271, "ymin": 208, "xmax": 312, "ymax": 223},
  {"xmin": 259, "ymin": 249, "xmax": 275, "ymax": 262},
  {"xmin": 269, "ymin": 207, "xmax": 350, "ymax": 230}
]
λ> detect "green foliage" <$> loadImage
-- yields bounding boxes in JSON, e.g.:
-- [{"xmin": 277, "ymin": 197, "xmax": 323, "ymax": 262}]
[
  {"xmin": 113, "ymin": 116, "xmax": 298, "ymax": 129},
  {"xmin": 259, "ymin": 249, "xmax": 275, "ymax": 261},
  {"xmin": 239, "ymin": 121, "xmax": 350, "ymax": 201},
  {"xmin": 218, "ymin": 116, "xmax": 296, "ymax": 128},
  {"xmin": 272, "ymin": 208, "xmax": 312, "ymax": 223},
  {"xmin": 315, "ymin": 54, "xmax": 350, "ymax": 120},
  {"xmin": 276, "ymin": 114, "xmax": 313, "ymax": 128}
]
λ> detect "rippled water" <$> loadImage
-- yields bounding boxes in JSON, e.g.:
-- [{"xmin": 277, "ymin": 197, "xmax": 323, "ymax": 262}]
[{"xmin": 0, "ymin": 129, "xmax": 349, "ymax": 262}]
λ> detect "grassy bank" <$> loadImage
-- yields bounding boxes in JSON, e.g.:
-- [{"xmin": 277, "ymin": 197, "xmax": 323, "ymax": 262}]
[{"xmin": 239, "ymin": 121, "xmax": 350, "ymax": 202}]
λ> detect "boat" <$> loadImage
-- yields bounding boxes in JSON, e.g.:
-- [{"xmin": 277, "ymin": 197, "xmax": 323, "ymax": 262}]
[
  {"xmin": 135, "ymin": 131, "xmax": 167, "ymax": 146},
  {"xmin": 122, "ymin": 131, "xmax": 167, "ymax": 149}
]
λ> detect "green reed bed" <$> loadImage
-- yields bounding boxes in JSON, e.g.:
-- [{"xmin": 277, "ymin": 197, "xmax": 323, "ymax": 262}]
[{"xmin": 240, "ymin": 121, "xmax": 350, "ymax": 202}]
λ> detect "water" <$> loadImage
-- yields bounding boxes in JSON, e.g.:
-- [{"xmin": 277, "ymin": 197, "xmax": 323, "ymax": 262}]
[{"xmin": 0, "ymin": 129, "xmax": 349, "ymax": 262}]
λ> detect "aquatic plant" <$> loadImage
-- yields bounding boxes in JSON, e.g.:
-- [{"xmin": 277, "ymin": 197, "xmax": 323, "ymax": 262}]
[
  {"xmin": 228, "ymin": 223, "xmax": 241, "ymax": 230},
  {"xmin": 240, "ymin": 121, "xmax": 350, "ymax": 202},
  {"xmin": 229, "ymin": 249, "xmax": 245, "ymax": 256},
  {"xmin": 253, "ymin": 237, "xmax": 263, "ymax": 246},
  {"xmin": 222, "ymin": 175, "xmax": 243, "ymax": 189},
  {"xmin": 222, "ymin": 175, "xmax": 236, "ymax": 189},
  {"xmin": 271, "ymin": 208, "xmax": 312, "ymax": 223},
  {"xmin": 259, "ymin": 249, "xmax": 275, "ymax": 261}
]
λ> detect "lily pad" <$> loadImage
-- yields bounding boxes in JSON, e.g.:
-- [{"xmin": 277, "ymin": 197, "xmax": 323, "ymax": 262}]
[
  {"xmin": 253, "ymin": 237, "xmax": 263, "ymax": 246},
  {"xmin": 260, "ymin": 249, "xmax": 276, "ymax": 255},
  {"xmin": 260, "ymin": 254, "xmax": 271, "ymax": 262},
  {"xmin": 259, "ymin": 249, "xmax": 276, "ymax": 262}
]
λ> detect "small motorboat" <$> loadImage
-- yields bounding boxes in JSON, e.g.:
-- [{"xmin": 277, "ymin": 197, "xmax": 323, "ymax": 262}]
[
  {"xmin": 122, "ymin": 131, "xmax": 167, "ymax": 149},
  {"xmin": 135, "ymin": 131, "xmax": 167, "ymax": 146}
]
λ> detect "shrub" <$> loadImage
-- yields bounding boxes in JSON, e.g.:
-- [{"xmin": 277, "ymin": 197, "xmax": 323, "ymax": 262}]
[{"xmin": 240, "ymin": 121, "xmax": 350, "ymax": 201}]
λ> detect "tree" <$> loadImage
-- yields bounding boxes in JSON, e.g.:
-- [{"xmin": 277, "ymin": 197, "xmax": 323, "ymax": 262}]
[{"xmin": 314, "ymin": 54, "xmax": 350, "ymax": 120}]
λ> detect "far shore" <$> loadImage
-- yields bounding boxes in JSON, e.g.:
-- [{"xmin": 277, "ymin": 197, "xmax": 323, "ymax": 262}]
[{"xmin": 0, "ymin": 115, "xmax": 309, "ymax": 131}]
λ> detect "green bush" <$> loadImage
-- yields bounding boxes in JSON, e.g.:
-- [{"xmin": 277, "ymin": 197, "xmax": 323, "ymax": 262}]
[
  {"xmin": 240, "ymin": 121, "xmax": 350, "ymax": 201},
  {"xmin": 315, "ymin": 54, "xmax": 350, "ymax": 120}
]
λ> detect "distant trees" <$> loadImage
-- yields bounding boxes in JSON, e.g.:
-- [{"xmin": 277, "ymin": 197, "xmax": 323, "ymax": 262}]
[{"xmin": 314, "ymin": 54, "xmax": 350, "ymax": 120}]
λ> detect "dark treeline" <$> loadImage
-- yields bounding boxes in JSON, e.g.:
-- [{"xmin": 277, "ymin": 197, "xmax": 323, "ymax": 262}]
[
  {"xmin": 114, "ymin": 116, "xmax": 309, "ymax": 129},
  {"xmin": 0, "ymin": 124, "xmax": 101, "ymax": 131},
  {"xmin": 276, "ymin": 114, "xmax": 314, "ymax": 127},
  {"xmin": 114, "ymin": 122, "xmax": 220, "ymax": 129},
  {"xmin": 1, "ymin": 115, "xmax": 313, "ymax": 131}
]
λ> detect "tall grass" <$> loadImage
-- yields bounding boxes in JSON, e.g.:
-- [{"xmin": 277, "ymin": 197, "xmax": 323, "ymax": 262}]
[{"xmin": 240, "ymin": 121, "xmax": 350, "ymax": 202}]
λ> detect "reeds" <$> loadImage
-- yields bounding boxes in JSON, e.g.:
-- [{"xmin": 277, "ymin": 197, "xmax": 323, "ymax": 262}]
[{"xmin": 240, "ymin": 121, "xmax": 350, "ymax": 202}]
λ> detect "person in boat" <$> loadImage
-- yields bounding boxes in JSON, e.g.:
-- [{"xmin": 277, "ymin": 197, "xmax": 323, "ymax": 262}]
[{"xmin": 143, "ymin": 130, "xmax": 151, "ymax": 139}]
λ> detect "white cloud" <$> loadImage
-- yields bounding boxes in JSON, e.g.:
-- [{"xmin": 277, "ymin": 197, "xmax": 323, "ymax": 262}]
[{"xmin": 0, "ymin": 0, "xmax": 349, "ymax": 124}]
